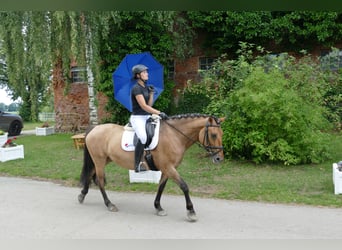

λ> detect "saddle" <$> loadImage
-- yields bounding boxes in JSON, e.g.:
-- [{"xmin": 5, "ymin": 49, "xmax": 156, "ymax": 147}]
[
  {"xmin": 133, "ymin": 117, "xmax": 156, "ymax": 147},
  {"xmin": 121, "ymin": 114, "xmax": 160, "ymax": 152}
]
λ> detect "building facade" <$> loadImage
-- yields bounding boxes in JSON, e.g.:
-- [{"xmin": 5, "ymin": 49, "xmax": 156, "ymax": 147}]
[{"xmin": 52, "ymin": 38, "xmax": 342, "ymax": 132}]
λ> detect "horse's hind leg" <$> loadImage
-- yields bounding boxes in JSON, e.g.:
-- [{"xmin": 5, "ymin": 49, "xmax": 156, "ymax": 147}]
[
  {"xmin": 96, "ymin": 167, "xmax": 118, "ymax": 212},
  {"xmin": 154, "ymin": 174, "xmax": 168, "ymax": 216},
  {"xmin": 78, "ymin": 180, "xmax": 90, "ymax": 204},
  {"xmin": 78, "ymin": 169, "xmax": 95, "ymax": 203}
]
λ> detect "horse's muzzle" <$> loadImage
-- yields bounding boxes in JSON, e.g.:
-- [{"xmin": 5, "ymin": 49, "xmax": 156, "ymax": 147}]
[{"xmin": 212, "ymin": 153, "xmax": 224, "ymax": 164}]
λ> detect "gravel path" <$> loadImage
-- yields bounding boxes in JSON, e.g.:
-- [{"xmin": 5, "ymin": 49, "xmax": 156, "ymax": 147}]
[{"xmin": 1, "ymin": 176, "xmax": 342, "ymax": 239}]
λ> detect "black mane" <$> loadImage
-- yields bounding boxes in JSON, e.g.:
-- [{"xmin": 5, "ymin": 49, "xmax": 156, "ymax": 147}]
[{"xmin": 168, "ymin": 113, "xmax": 221, "ymax": 124}]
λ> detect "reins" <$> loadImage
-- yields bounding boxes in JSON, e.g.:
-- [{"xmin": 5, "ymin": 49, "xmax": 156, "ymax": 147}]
[{"xmin": 163, "ymin": 116, "xmax": 223, "ymax": 156}]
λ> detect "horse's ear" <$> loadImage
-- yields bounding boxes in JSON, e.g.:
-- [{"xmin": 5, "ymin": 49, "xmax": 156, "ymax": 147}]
[{"xmin": 219, "ymin": 117, "xmax": 225, "ymax": 123}]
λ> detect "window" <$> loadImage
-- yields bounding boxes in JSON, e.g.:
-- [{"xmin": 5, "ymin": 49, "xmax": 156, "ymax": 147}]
[
  {"xmin": 166, "ymin": 60, "xmax": 175, "ymax": 80},
  {"xmin": 320, "ymin": 50, "xmax": 342, "ymax": 71},
  {"xmin": 71, "ymin": 66, "xmax": 87, "ymax": 83},
  {"xmin": 199, "ymin": 57, "xmax": 216, "ymax": 71}
]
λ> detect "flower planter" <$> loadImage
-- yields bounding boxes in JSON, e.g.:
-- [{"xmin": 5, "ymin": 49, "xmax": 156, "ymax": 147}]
[
  {"xmin": 129, "ymin": 170, "xmax": 161, "ymax": 184},
  {"xmin": 333, "ymin": 163, "xmax": 342, "ymax": 195},
  {"xmin": 0, "ymin": 133, "xmax": 8, "ymax": 147},
  {"xmin": 0, "ymin": 145, "xmax": 24, "ymax": 162},
  {"xmin": 36, "ymin": 127, "xmax": 55, "ymax": 136}
]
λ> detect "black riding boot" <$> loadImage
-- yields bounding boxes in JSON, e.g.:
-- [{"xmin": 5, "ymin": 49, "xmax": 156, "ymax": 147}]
[{"xmin": 134, "ymin": 140, "xmax": 147, "ymax": 172}]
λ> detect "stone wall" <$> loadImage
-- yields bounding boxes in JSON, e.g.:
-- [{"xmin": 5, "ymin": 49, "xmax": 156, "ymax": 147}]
[
  {"xmin": 54, "ymin": 82, "xmax": 90, "ymax": 132},
  {"xmin": 96, "ymin": 92, "xmax": 111, "ymax": 122},
  {"xmin": 52, "ymin": 58, "xmax": 111, "ymax": 131},
  {"xmin": 174, "ymin": 56, "xmax": 201, "ymax": 89},
  {"xmin": 171, "ymin": 32, "xmax": 213, "ymax": 102},
  {"xmin": 53, "ymin": 82, "xmax": 111, "ymax": 131}
]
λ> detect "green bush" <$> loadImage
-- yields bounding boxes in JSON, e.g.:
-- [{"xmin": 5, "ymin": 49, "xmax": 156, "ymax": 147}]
[
  {"xmin": 183, "ymin": 44, "xmax": 339, "ymax": 165},
  {"xmin": 176, "ymin": 45, "xmax": 255, "ymax": 116},
  {"xmin": 175, "ymin": 87, "xmax": 211, "ymax": 114},
  {"xmin": 324, "ymin": 77, "xmax": 342, "ymax": 130},
  {"xmin": 222, "ymin": 67, "xmax": 332, "ymax": 164},
  {"xmin": 320, "ymin": 49, "xmax": 342, "ymax": 130},
  {"xmin": 153, "ymin": 80, "xmax": 175, "ymax": 115}
]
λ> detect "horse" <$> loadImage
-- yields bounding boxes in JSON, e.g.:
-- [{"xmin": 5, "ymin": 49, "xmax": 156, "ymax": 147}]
[{"xmin": 78, "ymin": 113, "xmax": 225, "ymax": 222}]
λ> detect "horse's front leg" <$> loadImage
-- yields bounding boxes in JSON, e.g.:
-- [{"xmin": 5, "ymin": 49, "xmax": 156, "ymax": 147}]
[
  {"xmin": 168, "ymin": 168, "xmax": 197, "ymax": 222},
  {"xmin": 154, "ymin": 174, "xmax": 168, "ymax": 216},
  {"xmin": 178, "ymin": 177, "xmax": 197, "ymax": 222}
]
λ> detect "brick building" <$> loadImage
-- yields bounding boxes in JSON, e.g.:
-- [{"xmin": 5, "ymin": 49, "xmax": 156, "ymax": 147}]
[{"xmin": 52, "ymin": 38, "xmax": 342, "ymax": 132}]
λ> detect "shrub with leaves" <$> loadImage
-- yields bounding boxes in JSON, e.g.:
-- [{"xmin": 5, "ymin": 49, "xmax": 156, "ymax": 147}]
[
  {"xmin": 180, "ymin": 42, "xmax": 259, "ymax": 115},
  {"xmin": 320, "ymin": 48, "xmax": 342, "ymax": 130},
  {"xmin": 181, "ymin": 43, "xmax": 337, "ymax": 164},
  {"xmin": 222, "ymin": 67, "xmax": 332, "ymax": 165}
]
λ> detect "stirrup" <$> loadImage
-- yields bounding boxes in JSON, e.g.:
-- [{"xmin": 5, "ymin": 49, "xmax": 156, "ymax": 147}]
[{"xmin": 135, "ymin": 162, "xmax": 147, "ymax": 173}]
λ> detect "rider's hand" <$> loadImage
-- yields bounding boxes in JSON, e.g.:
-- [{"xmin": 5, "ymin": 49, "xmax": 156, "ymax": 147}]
[
  {"xmin": 159, "ymin": 112, "xmax": 168, "ymax": 120},
  {"xmin": 148, "ymin": 85, "xmax": 155, "ymax": 93}
]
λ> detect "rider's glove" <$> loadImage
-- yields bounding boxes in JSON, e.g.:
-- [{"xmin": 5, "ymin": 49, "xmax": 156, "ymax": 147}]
[
  {"xmin": 159, "ymin": 112, "xmax": 169, "ymax": 120},
  {"xmin": 148, "ymin": 85, "xmax": 155, "ymax": 93}
]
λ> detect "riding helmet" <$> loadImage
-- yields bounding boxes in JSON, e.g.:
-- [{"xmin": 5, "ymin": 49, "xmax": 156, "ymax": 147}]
[{"xmin": 132, "ymin": 64, "xmax": 148, "ymax": 76}]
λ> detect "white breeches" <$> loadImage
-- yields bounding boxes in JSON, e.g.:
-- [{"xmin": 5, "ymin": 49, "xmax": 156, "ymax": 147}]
[{"xmin": 129, "ymin": 115, "xmax": 150, "ymax": 144}]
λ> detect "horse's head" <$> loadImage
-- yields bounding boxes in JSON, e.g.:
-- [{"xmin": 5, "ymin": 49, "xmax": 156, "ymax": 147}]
[{"xmin": 199, "ymin": 116, "xmax": 225, "ymax": 164}]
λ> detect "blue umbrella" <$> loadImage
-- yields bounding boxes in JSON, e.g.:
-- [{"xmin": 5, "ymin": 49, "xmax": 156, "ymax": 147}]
[{"xmin": 112, "ymin": 52, "xmax": 164, "ymax": 112}]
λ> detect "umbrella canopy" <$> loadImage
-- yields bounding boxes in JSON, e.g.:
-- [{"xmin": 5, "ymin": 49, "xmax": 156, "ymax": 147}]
[{"xmin": 112, "ymin": 52, "xmax": 164, "ymax": 112}]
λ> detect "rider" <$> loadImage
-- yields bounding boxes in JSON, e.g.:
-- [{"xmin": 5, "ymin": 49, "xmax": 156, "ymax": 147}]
[{"xmin": 130, "ymin": 64, "xmax": 168, "ymax": 172}]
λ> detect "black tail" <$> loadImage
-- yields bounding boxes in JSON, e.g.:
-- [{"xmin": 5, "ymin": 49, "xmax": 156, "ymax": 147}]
[{"xmin": 80, "ymin": 139, "xmax": 96, "ymax": 187}]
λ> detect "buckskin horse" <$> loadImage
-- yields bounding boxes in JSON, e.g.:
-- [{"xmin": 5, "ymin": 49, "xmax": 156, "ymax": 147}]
[{"xmin": 78, "ymin": 113, "xmax": 224, "ymax": 222}]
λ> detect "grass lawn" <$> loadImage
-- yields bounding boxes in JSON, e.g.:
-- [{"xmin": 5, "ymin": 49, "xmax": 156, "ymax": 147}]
[
  {"xmin": 0, "ymin": 132, "xmax": 341, "ymax": 207},
  {"xmin": 23, "ymin": 121, "xmax": 55, "ymax": 130}
]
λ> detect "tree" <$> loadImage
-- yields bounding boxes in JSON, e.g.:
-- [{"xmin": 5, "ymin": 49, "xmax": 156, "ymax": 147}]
[
  {"xmin": 0, "ymin": 11, "xmax": 185, "ymax": 123},
  {"xmin": 8, "ymin": 102, "xmax": 19, "ymax": 112},
  {"xmin": 2, "ymin": 10, "xmax": 341, "ymax": 124},
  {"xmin": 0, "ymin": 11, "xmax": 51, "ymax": 121},
  {"xmin": 0, "ymin": 41, "xmax": 8, "ymax": 87},
  {"xmin": 187, "ymin": 11, "xmax": 342, "ymax": 54},
  {"xmin": 0, "ymin": 102, "xmax": 6, "ymax": 111},
  {"xmin": 96, "ymin": 11, "xmax": 181, "ymax": 124}
]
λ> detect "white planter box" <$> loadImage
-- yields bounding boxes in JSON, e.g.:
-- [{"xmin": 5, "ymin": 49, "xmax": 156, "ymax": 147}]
[
  {"xmin": 129, "ymin": 170, "xmax": 161, "ymax": 184},
  {"xmin": 36, "ymin": 127, "xmax": 55, "ymax": 136},
  {"xmin": 333, "ymin": 163, "xmax": 342, "ymax": 195},
  {"xmin": 0, "ymin": 133, "xmax": 8, "ymax": 147},
  {"xmin": 0, "ymin": 145, "xmax": 24, "ymax": 162}
]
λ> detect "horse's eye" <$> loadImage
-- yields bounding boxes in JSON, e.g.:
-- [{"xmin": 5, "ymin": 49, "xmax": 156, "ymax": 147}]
[{"xmin": 211, "ymin": 133, "xmax": 217, "ymax": 140}]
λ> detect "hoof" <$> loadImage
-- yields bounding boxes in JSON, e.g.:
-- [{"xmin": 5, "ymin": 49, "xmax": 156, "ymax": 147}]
[
  {"xmin": 156, "ymin": 209, "xmax": 167, "ymax": 216},
  {"xmin": 108, "ymin": 203, "xmax": 119, "ymax": 212},
  {"xmin": 187, "ymin": 211, "xmax": 198, "ymax": 222},
  {"xmin": 78, "ymin": 193, "xmax": 85, "ymax": 204}
]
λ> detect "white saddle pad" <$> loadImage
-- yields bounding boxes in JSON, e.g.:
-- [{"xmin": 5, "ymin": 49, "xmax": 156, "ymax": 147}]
[{"xmin": 121, "ymin": 117, "xmax": 160, "ymax": 151}]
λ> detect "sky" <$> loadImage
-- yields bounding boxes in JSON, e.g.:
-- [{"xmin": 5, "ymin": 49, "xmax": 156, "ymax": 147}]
[{"xmin": 0, "ymin": 88, "xmax": 14, "ymax": 105}]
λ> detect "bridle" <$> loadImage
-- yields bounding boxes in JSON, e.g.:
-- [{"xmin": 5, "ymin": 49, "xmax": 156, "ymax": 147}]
[
  {"xmin": 164, "ymin": 117, "xmax": 224, "ymax": 157},
  {"xmin": 202, "ymin": 121, "xmax": 224, "ymax": 156}
]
